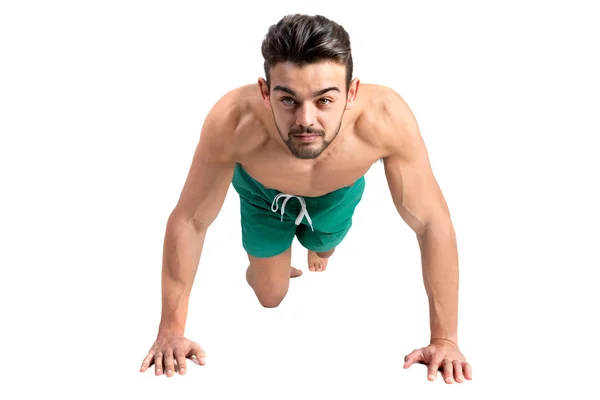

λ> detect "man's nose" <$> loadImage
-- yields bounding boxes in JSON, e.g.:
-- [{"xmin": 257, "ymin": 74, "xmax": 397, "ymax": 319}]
[{"xmin": 296, "ymin": 103, "xmax": 316, "ymax": 127}]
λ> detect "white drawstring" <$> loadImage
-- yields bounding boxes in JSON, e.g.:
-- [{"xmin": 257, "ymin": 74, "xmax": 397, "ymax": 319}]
[{"xmin": 271, "ymin": 193, "xmax": 314, "ymax": 232}]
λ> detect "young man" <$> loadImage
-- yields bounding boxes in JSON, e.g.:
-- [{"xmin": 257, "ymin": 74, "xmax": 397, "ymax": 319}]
[{"xmin": 140, "ymin": 14, "xmax": 472, "ymax": 384}]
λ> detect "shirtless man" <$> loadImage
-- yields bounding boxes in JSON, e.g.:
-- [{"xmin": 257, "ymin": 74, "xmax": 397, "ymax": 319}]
[{"xmin": 140, "ymin": 14, "xmax": 472, "ymax": 384}]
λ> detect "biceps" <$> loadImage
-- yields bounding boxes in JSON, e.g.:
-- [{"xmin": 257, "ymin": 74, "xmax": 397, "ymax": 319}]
[
  {"xmin": 170, "ymin": 99, "xmax": 239, "ymax": 228},
  {"xmin": 170, "ymin": 142, "xmax": 236, "ymax": 229},
  {"xmin": 383, "ymin": 154, "xmax": 449, "ymax": 235}
]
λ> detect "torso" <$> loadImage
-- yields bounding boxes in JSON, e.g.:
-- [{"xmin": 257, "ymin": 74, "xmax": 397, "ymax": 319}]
[{"xmin": 227, "ymin": 83, "xmax": 395, "ymax": 197}]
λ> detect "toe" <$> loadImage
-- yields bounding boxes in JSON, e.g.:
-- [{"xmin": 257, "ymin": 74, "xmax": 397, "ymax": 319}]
[{"xmin": 319, "ymin": 260, "xmax": 327, "ymax": 271}]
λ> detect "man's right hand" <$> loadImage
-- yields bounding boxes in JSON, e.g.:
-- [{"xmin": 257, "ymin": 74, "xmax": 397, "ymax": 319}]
[{"xmin": 140, "ymin": 335, "xmax": 206, "ymax": 377}]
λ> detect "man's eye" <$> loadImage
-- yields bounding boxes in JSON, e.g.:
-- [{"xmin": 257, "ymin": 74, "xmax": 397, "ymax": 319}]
[
  {"xmin": 281, "ymin": 98, "xmax": 296, "ymax": 105},
  {"xmin": 319, "ymin": 98, "xmax": 332, "ymax": 105}
]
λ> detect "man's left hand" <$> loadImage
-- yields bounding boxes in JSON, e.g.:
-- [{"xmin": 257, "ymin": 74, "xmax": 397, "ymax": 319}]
[{"xmin": 403, "ymin": 339, "xmax": 472, "ymax": 384}]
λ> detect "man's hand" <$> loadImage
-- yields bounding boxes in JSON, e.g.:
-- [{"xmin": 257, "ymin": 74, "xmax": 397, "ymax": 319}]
[
  {"xmin": 140, "ymin": 335, "xmax": 206, "ymax": 377},
  {"xmin": 403, "ymin": 339, "xmax": 472, "ymax": 384}
]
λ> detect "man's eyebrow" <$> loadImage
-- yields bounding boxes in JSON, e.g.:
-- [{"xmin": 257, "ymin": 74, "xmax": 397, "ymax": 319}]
[
  {"xmin": 313, "ymin": 86, "xmax": 340, "ymax": 97},
  {"xmin": 273, "ymin": 85, "xmax": 297, "ymax": 96},
  {"xmin": 273, "ymin": 85, "xmax": 340, "ymax": 98}
]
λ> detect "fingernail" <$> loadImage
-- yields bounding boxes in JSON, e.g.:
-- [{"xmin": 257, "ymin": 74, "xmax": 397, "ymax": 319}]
[
  {"xmin": 167, "ymin": 369, "xmax": 172, "ymax": 375},
  {"xmin": 429, "ymin": 375, "xmax": 435, "ymax": 380},
  {"xmin": 180, "ymin": 368, "xmax": 185, "ymax": 373}
]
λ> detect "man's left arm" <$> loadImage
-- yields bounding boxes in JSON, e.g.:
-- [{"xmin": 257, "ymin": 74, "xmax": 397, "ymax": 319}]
[{"xmin": 380, "ymin": 92, "xmax": 472, "ymax": 384}]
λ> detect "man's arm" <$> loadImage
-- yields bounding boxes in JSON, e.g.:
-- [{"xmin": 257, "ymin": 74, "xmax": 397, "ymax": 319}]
[
  {"xmin": 379, "ymin": 90, "xmax": 471, "ymax": 384},
  {"xmin": 384, "ymin": 99, "xmax": 458, "ymax": 344},
  {"xmin": 140, "ymin": 95, "xmax": 241, "ymax": 377},
  {"xmin": 381, "ymin": 93, "xmax": 459, "ymax": 344},
  {"xmin": 158, "ymin": 98, "xmax": 239, "ymax": 338}
]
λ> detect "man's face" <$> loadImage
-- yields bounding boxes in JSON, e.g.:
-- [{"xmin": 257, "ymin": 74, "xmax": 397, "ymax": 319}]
[{"xmin": 259, "ymin": 61, "xmax": 356, "ymax": 159}]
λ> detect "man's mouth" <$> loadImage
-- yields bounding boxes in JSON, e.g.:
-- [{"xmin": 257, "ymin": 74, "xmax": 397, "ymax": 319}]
[{"xmin": 293, "ymin": 134, "xmax": 320, "ymax": 142}]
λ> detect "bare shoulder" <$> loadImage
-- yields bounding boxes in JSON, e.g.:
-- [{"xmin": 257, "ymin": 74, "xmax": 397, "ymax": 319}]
[
  {"xmin": 199, "ymin": 84, "xmax": 267, "ymax": 161},
  {"xmin": 169, "ymin": 85, "xmax": 261, "ymax": 224},
  {"xmin": 197, "ymin": 86, "xmax": 242, "ymax": 161},
  {"xmin": 356, "ymin": 84, "xmax": 422, "ymax": 160}
]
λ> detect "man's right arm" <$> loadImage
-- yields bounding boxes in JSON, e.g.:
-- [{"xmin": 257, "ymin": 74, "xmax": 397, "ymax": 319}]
[{"xmin": 157, "ymin": 98, "xmax": 239, "ymax": 338}]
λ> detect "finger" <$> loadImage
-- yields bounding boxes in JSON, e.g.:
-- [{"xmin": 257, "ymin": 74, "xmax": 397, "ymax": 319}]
[
  {"xmin": 403, "ymin": 349, "xmax": 421, "ymax": 369},
  {"xmin": 191, "ymin": 343, "xmax": 207, "ymax": 366},
  {"xmin": 164, "ymin": 349, "xmax": 176, "ymax": 377},
  {"xmin": 140, "ymin": 352, "xmax": 155, "ymax": 372},
  {"xmin": 428, "ymin": 356, "xmax": 443, "ymax": 381},
  {"xmin": 453, "ymin": 360, "xmax": 464, "ymax": 383},
  {"xmin": 174, "ymin": 349, "xmax": 187, "ymax": 375},
  {"xmin": 154, "ymin": 352, "xmax": 164, "ymax": 375},
  {"xmin": 462, "ymin": 362, "xmax": 473, "ymax": 380},
  {"xmin": 442, "ymin": 360, "xmax": 454, "ymax": 384}
]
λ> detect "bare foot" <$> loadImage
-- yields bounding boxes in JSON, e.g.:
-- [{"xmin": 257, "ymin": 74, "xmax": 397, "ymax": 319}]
[
  {"xmin": 290, "ymin": 266, "xmax": 303, "ymax": 278},
  {"xmin": 308, "ymin": 250, "xmax": 328, "ymax": 272}
]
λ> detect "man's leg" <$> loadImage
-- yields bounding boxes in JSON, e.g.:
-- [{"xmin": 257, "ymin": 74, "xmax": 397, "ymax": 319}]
[{"xmin": 245, "ymin": 247, "xmax": 302, "ymax": 308}]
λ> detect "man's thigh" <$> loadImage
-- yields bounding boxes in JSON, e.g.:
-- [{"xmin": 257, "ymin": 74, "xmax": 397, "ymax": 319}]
[
  {"xmin": 246, "ymin": 246, "xmax": 293, "ymax": 307},
  {"xmin": 239, "ymin": 201, "xmax": 297, "ymax": 258},
  {"xmin": 295, "ymin": 220, "xmax": 353, "ymax": 253}
]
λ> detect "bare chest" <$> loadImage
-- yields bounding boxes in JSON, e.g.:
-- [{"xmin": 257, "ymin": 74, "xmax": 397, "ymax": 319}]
[{"xmin": 237, "ymin": 139, "xmax": 381, "ymax": 197}]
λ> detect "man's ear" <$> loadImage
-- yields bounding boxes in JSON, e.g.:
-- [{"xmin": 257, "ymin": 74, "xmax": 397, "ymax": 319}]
[
  {"xmin": 345, "ymin": 78, "xmax": 360, "ymax": 110},
  {"xmin": 257, "ymin": 78, "xmax": 271, "ymax": 109}
]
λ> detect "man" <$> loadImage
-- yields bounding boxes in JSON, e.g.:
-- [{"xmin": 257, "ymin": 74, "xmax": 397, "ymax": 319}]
[{"xmin": 140, "ymin": 14, "xmax": 472, "ymax": 384}]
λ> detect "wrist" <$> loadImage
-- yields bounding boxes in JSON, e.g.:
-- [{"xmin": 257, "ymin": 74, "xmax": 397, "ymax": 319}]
[
  {"xmin": 158, "ymin": 321, "xmax": 185, "ymax": 338},
  {"xmin": 430, "ymin": 325, "xmax": 458, "ymax": 345},
  {"xmin": 430, "ymin": 336, "xmax": 459, "ymax": 347}
]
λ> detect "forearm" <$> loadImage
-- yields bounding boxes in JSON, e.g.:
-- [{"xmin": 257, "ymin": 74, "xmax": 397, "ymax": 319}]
[
  {"xmin": 158, "ymin": 217, "xmax": 207, "ymax": 337},
  {"xmin": 417, "ymin": 219, "xmax": 459, "ymax": 344}
]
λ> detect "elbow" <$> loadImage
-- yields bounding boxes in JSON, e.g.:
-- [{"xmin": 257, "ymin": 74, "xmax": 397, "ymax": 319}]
[
  {"xmin": 168, "ymin": 211, "xmax": 211, "ymax": 233},
  {"xmin": 419, "ymin": 213, "xmax": 455, "ymax": 238}
]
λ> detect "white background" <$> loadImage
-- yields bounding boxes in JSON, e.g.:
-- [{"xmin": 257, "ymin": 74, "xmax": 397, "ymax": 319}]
[{"xmin": 1, "ymin": 0, "xmax": 598, "ymax": 398}]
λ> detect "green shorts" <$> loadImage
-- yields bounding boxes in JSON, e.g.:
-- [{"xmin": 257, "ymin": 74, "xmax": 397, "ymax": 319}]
[{"xmin": 231, "ymin": 163, "xmax": 365, "ymax": 258}]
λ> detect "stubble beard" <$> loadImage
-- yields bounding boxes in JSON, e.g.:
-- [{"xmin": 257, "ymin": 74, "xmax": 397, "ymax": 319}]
[{"xmin": 275, "ymin": 113, "xmax": 345, "ymax": 160}]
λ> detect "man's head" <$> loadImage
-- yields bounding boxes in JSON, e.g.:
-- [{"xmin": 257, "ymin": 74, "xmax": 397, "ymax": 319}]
[{"xmin": 258, "ymin": 14, "xmax": 359, "ymax": 159}]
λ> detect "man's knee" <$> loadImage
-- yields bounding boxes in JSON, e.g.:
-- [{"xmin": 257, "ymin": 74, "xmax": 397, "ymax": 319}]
[
  {"xmin": 253, "ymin": 274, "xmax": 289, "ymax": 307},
  {"xmin": 256, "ymin": 291, "xmax": 287, "ymax": 308},
  {"xmin": 246, "ymin": 262, "xmax": 290, "ymax": 308},
  {"xmin": 316, "ymin": 247, "xmax": 336, "ymax": 258}
]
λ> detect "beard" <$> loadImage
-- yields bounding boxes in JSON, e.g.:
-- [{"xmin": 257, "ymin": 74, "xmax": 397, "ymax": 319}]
[{"xmin": 276, "ymin": 114, "xmax": 345, "ymax": 160}]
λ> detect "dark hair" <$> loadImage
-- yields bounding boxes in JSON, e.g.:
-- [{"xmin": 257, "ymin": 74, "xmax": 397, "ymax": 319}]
[{"xmin": 261, "ymin": 14, "xmax": 353, "ymax": 91}]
